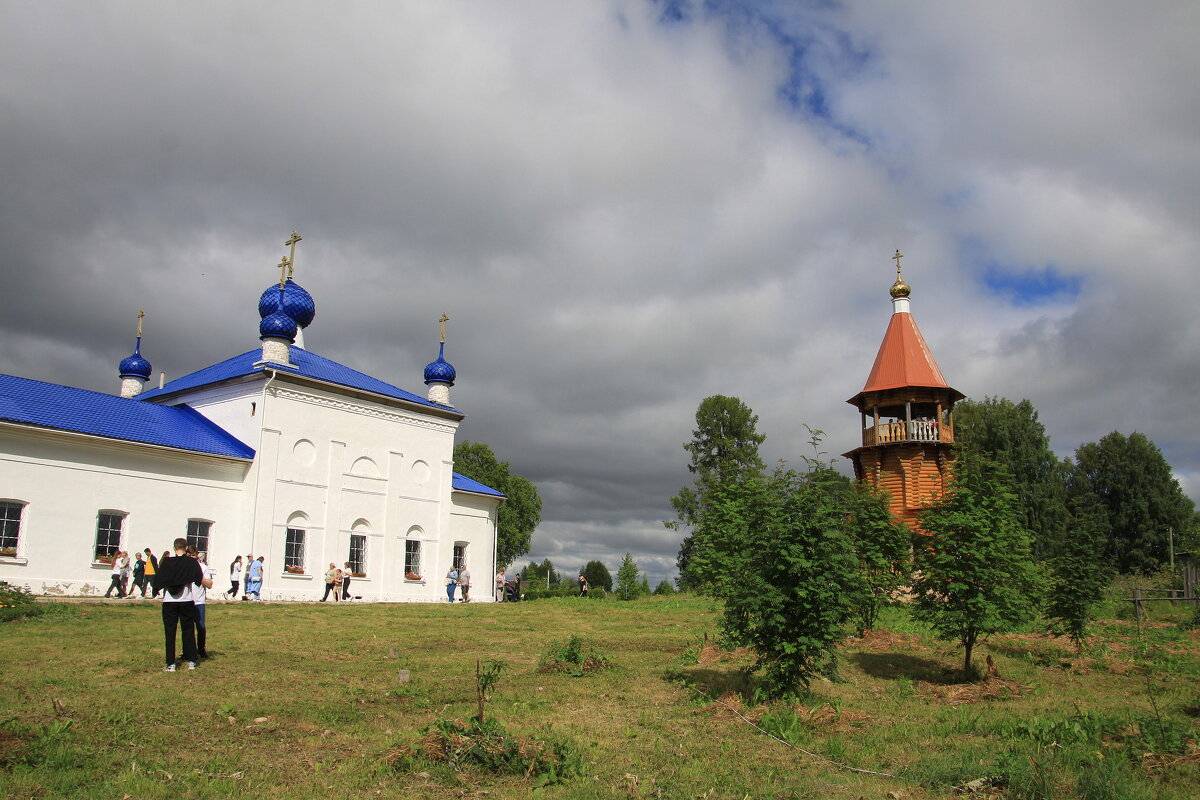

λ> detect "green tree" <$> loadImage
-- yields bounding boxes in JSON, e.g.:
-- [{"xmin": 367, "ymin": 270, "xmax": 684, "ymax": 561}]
[
  {"xmin": 669, "ymin": 395, "xmax": 767, "ymax": 590},
  {"xmin": 1069, "ymin": 431, "xmax": 1195, "ymax": 574},
  {"xmin": 580, "ymin": 560, "xmax": 612, "ymax": 592},
  {"xmin": 844, "ymin": 482, "xmax": 912, "ymax": 634},
  {"xmin": 912, "ymin": 452, "xmax": 1039, "ymax": 679},
  {"xmin": 954, "ymin": 397, "xmax": 1069, "ymax": 558},
  {"xmin": 1046, "ymin": 494, "xmax": 1111, "ymax": 647},
  {"xmin": 454, "ymin": 441, "xmax": 542, "ymax": 568},
  {"xmin": 653, "ymin": 580, "xmax": 675, "ymax": 596},
  {"xmin": 714, "ymin": 465, "xmax": 862, "ymax": 696},
  {"xmin": 614, "ymin": 553, "xmax": 645, "ymax": 601},
  {"xmin": 522, "ymin": 558, "xmax": 560, "ymax": 588}
]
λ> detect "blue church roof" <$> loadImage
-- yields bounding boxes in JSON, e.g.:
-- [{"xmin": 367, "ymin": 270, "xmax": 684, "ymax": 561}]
[
  {"xmin": 451, "ymin": 472, "xmax": 505, "ymax": 497},
  {"xmin": 0, "ymin": 374, "xmax": 256, "ymax": 459},
  {"xmin": 138, "ymin": 346, "xmax": 455, "ymax": 412}
]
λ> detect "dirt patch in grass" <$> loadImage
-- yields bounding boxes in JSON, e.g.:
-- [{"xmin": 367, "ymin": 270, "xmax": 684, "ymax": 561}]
[
  {"xmin": 695, "ymin": 640, "xmax": 752, "ymax": 665},
  {"xmin": 0, "ymin": 729, "xmax": 28, "ymax": 766},
  {"xmin": 851, "ymin": 629, "xmax": 929, "ymax": 653},
  {"xmin": 917, "ymin": 676, "xmax": 1032, "ymax": 705}
]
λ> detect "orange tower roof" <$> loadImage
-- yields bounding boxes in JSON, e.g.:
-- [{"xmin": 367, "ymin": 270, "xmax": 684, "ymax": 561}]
[
  {"xmin": 848, "ymin": 252, "xmax": 963, "ymax": 405},
  {"xmin": 859, "ymin": 310, "xmax": 951, "ymax": 394}
]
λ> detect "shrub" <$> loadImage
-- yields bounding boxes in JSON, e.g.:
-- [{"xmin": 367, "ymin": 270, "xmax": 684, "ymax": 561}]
[
  {"xmin": 389, "ymin": 717, "xmax": 585, "ymax": 787},
  {"xmin": 538, "ymin": 635, "xmax": 612, "ymax": 676}
]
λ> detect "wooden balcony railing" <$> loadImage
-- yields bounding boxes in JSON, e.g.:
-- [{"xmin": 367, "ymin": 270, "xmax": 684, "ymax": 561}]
[{"xmin": 862, "ymin": 421, "xmax": 952, "ymax": 446}]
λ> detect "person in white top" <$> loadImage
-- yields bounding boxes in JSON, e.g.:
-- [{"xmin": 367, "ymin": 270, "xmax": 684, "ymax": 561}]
[
  {"xmin": 105, "ymin": 551, "xmax": 128, "ymax": 598},
  {"xmin": 188, "ymin": 547, "xmax": 214, "ymax": 659},
  {"xmin": 226, "ymin": 555, "xmax": 243, "ymax": 600},
  {"xmin": 458, "ymin": 565, "xmax": 472, "ymax": 603}
]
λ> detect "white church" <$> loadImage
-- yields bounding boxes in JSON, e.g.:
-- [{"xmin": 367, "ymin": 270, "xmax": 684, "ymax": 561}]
[{"xmin": 0, "ymin": 234, "xmax": 503, "ymax": 601}]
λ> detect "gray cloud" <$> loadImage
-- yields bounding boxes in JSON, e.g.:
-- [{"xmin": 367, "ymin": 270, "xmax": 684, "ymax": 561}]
[{"xmin": 3, "ymin": 1, "xmax": 1197, "ymax": 586}]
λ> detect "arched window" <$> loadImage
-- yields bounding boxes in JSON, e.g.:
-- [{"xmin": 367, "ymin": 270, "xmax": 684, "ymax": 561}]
[
  {"xmin": 404, "ymin": 526, "xmax": 423, "ymax": 580},
  {"xmin": 285, "ymin": 512, "xmax": 308, "ymax": 574},
  {"xmin": 0, "ymin": 501, "xmax": 25, "ymax": 557},
  {"xmin": 348, "ymin": 519, "xmax": 370, "ymax": 576},
  {"xmin": 95, "ymin": 510, "xmax": 126, "ymax": 563}
]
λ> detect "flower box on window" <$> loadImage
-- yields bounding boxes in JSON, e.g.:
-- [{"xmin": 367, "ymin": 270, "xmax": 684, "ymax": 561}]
[
  {"xmin": 351, "ymin": 572, "xmax": 366, "ymax": 578},
  {"xmin": 0, "ymin": 547, "xmax": 17, "ymax": 557},
  {"xmin": 93, "ymin": 554, "xmax": 115, "ymax": 566},
  {"xmin": 283, "ymin": 564, "xmax": 305, "ymax": 575},
  {"xmin": 404, "ymin": 571, "xmax": 423, "ymax": 582}
]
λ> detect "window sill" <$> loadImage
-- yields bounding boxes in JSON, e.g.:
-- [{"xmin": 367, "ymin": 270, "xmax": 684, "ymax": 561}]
[
  {"xmin": 404, "ymin": 579, "xmax": 426, "ymax": 585},
  {"xmin": 0, "ymin": 556, "xmax": 28, "ymax": 566},
  {"xmin": 91, "ymin": 562, "xmax": 117, "ymax": 570},
  {"xmin": 280, "ymin": 572, "xmax": 313, "ymax": 580}
]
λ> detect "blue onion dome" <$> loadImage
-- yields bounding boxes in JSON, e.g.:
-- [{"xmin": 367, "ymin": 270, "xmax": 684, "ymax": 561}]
[
  {"xmin": 118, "ymin": 340, "xmax": 152, "ymax": 380},
  {"xmin": 423, "ymin": 343, "xmax": 456, "ymax": 385},
  {"xmin": 259, "ymin": 308, "xmax": 298, "ymax": 341},
  {"xmin": 257, "ymin": 279, "xmax": 316, "ymax": 329}
]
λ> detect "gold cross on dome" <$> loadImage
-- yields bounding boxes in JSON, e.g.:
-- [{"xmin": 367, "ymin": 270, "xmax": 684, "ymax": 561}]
[
  {"xmin": 277, "ymin": 256, "xmax": 291, "ymax": 289},
  {"xmin": 284, "ymin": 231, "xmax": 302, "ymax": 278},
  {"xmin": 438, "ymin": 312, "xmax": 450, "ymax": 343},
  {"xmin": 136, "ymin": 309, "xmax": 144, "ymax": 338},
  {"xmin": 892, "ymin": 249, "xmax": 904, "ymax": 277}
]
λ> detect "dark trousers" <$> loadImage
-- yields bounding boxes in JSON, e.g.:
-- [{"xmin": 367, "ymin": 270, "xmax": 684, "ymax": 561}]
[
  {"xmin": 105, "ymin": 574, "xmax": 125, "ymax": 597},
  {"xmin": 342, "ymin": 577, "xmax": 351, "ymax": 599},
  {"xmin": 195, "ymin": 603, "xmax": 207, "ymax": 656},
  {"xmin": 322, "ymin": 582, "xmax": 336, "ymax": 601},
  {"xmin": 162, "ymin": 601, "xmax": 198, "ymax": 665},
  {"xmin": 228, "ymin": 580, "xmax": 239, "ymax": 598}
]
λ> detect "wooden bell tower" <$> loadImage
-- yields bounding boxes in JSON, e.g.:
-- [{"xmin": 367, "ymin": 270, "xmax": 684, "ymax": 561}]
[{"xmin": 843, "ymin": 252, "xmax": 963, "ymax": 530}]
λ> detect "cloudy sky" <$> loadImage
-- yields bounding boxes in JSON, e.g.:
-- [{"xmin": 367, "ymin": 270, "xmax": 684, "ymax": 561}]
[{"xmin": 3, "ymin": 1, "xmax": 1198, "ymax": 585}]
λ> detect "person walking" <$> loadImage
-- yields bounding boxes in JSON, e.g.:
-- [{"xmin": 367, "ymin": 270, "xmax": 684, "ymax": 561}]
[
  {"xmin": 131, "ymin": 552, "xmax": 146, "ymax": 598},
  {"xmin": 226, "ymin": 555, "xmax": 243, "ymax": 600},
  {"xmin": 104, "ymin": 551, "xmax": 127, "ymax": 597},
  {"xmin": 458, "ymin": 564, "xmax": 472, "ymax": 603},
  {"xmin": 495, "ymin": 568, "xmax": 506, "ymax": 602},
  {"xmin": 154, "ymin": 538, "xmax": 203, "ymax": 671},
  {"xmin": 143, "ymin": 548, "xmax": 159, "ymax": 597},
  {"xmin": 341, "ymin": 562, "xmax": 353, "ymax": 601},
  {"xmin": 578, "ymin": 574, "xmax": 589, "ymax": 597},
  {"xmin": 445, "ymin": 566, "xmax": 458, "ymax": 603},
  {"xmin": 245, "ymin": 556, "xmax": 264, "ymax": 600},
  {"xmin": 322, "ymin": 563, "xmax": 338, "ymax": 601}
]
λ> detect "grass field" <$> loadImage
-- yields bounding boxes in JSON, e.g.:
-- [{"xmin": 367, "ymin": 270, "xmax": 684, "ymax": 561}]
[{"xmin": 1, "ymin": 594, "xmax": 1198, "ymax": 799}]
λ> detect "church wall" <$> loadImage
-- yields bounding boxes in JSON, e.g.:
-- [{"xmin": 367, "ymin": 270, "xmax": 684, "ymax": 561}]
[
  {"xmin": 168, "ymin": 379, "xmax": 268, "ymax": 449},
  {"xmin": 0, "ymin": 426, "xmax": 248, "ymax": 595},
  {"xmin": 246, "ymin": 380, "xmax": 496, "ymax": 602}
]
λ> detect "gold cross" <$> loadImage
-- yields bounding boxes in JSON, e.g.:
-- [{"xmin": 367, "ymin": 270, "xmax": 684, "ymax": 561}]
[
  {"xmin": 284, "ymin": 231, "xmax": 302, "ymax": 278},
  {"xmin": 438, "ymin": 312, "xmax": 450, "ymax": 343},
  {"xmin": 892, "ymin": 249, "xmax": 903, "ymax": 277},
  {"xmin": 136, "ymin": 309, "xmax": 144, "ymax": 338},
  {"xmin": 277, "ymin": 256, "xmax": 291, "ymax": 289}
]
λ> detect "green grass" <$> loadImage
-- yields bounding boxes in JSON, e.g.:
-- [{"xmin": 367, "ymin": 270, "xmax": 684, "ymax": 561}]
[{"xmin": 0, "ymin": 595, "xmax": 1197, "ymax": 799}]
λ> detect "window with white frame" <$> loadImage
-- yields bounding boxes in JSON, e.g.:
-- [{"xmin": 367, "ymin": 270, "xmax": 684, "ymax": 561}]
[
  {"xmin": 284, "ymin": 527, "xmax": 306, "ymax": 572},
  {"xmin": 452, "ymin": 542, "xmax": 467, "ymax": 570},
  {"xmin": 0, "ymin": 501, "xmax": 23, "ymax": 556},
  {"xmin": 186, "ymin": 519, "xmax": 211, "ymax": 555},
  {"xmin": 95, "ymin": 512, "xmax": 124, "ymax": 562},
  {"xmin": 348, "ymin": 534, "xmax": 367, "ymax": 575},
  {"xmin": 404, "ymin": 539, "xmax": 421, "ymax": 579}
]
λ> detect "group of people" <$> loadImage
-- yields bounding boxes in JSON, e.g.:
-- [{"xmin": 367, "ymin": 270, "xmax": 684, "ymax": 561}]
[
  {"xmin": 222, "ymin": 554, "xmax": 264, "ymax": 601},
  {"xmin": 445, "ymin": 564, "xmax": 473, "ymax": 602},
  {"xmin": 493, "ymin": 568, "xmax": 524, "ymax": 602},
  {"xmin": 321, "ymin": 562, "xmax": 355, "ymax": 602},
  {"xmin": 104, "ymin": 547, "xmax": 175, "ymax": 599}
]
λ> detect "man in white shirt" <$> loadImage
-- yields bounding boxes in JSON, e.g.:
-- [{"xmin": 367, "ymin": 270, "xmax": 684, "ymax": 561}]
[
  {"xmin": 459, "ymin": 565, "xmax": 472, "ymax": 603},
  {"xmin": 154, "ymin": 538, "xmax": 204, "ymax": 672}
]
